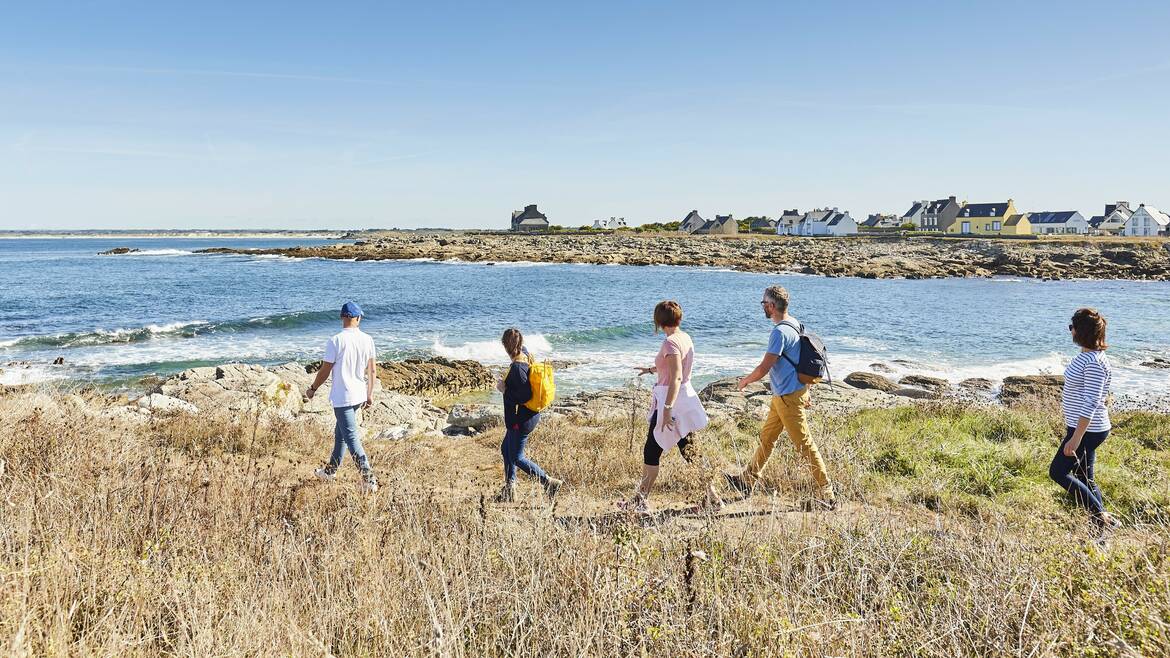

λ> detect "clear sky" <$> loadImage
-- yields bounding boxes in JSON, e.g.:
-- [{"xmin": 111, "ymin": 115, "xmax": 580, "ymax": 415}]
[{"xmin": 3, "ymin": 1, "xmax": 1169, "ymax": 230}]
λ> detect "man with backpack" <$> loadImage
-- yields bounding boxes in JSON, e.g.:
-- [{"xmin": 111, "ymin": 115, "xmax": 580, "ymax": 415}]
[{"xmin": 725, "ymin": 285, "xmax": 836, "ymax": 510}]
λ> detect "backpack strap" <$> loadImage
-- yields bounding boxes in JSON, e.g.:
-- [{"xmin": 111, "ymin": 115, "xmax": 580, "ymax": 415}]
[{"xmin": 775, "ymin": 320, "xmax": 802, "ymax": 370}]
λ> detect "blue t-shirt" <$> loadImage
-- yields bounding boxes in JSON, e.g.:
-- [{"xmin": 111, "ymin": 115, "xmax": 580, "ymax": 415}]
[{"xmin": 767, "ymin": 321, "xmax": 803, "ymax": 396}]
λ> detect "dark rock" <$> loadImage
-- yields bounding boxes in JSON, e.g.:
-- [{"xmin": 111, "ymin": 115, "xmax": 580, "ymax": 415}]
[
  {"xmin": 1000, "ymin": 375, "xmax": 1064, "ymax": 406},
  {"xmin": 98, "ymin": 247, "xmax": 140, "ymax": 255},
  {"xmin": 844, "ymin": 371, "xmax": 899, "ymax": 393},
  {"xmin": 958, "ymin": 378, "xmax": 996, "ymax": 392},
  {"xmin": 52, "ymin": 357, "xmax": 65, "ymax": 365},
  {"xmin": 869, "ymin": 363, "xmax": 896, "ymax": 374},
  {"xmin": 899, "ymin": 374, "xmax": 948, "ymax": 391},
  {"xmin": 1140, "ymin": 357, "xmax": 1170, "ymax": 369}
]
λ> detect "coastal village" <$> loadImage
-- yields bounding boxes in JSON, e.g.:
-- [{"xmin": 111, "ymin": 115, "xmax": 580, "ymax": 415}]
[{"xmin": 510, "ymin": 199, "xmax": 1170, "ymax": 238}]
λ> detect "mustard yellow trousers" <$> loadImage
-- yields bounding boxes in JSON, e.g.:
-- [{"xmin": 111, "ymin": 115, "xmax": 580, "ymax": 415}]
[{"xmin": 746, "ymin": 389, "xmax": 833, "ymax": 498}]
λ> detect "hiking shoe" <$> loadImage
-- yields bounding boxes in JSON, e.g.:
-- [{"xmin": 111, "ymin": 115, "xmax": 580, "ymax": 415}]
[
  {"xmin": 724, "ymin": 473, "xmax": 752, "ymax": 497},
  {"xmin": 314, "ymin": 467, "xmax": 337, "ymax": 482},
  {"xmin": 544, "ymin": 478, "xmax": 563, "ymax": 501},
  {"xmin": 491, "ymin": 484, "xmax": 515, "ymax": 504},
  {"xmin": 802, "ymin": 497, "xmax": 838, "ymax": 512},
  {"xmin": 361, "ymin": 472, "xmax": 379, "ymax": 494}
]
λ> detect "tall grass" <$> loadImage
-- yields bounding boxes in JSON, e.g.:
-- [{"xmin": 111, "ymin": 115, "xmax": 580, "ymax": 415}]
[{"xmin": 1, "ymin": 390, "xmax": 1168, "ymax": 656}]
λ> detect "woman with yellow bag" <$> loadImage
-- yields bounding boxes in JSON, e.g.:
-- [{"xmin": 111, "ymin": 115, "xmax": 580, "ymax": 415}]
[{"xmin": 492, "ymin": 327, "xmax": 563, "ymax": 503}]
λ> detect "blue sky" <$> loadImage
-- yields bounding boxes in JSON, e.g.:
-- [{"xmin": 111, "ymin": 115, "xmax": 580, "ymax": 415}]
[{"xmin": 2, "ymin": 1, "xmax": 1169, "ymax": 230}]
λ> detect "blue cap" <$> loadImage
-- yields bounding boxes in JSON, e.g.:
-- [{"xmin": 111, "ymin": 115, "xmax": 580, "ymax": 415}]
[{"xmin": 340, "ymin": 301, "xmax": 363, "ymax": 318}]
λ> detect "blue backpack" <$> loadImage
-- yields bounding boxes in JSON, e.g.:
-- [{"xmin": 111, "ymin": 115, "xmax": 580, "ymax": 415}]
[{"xmin": 778, "ymin": 320, "xmax": 830, "ymax": 385}]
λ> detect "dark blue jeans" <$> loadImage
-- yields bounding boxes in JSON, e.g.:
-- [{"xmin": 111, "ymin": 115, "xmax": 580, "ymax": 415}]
[
  {"xmin": 1049, "ymin": 427, "xmax": 1109, "ymax": 516},
  {"xmin": 501, "ymin": 423, "xmax": 548, "ymax": 485},
  {"xmin": 329, "ymin": 404, "xmax": 370, "ymax": 472}
]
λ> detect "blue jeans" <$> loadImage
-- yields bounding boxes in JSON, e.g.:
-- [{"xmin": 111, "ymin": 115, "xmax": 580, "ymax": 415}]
[
  {"xmin": 329, "ymin": 404, "xmax": 370, "ymax": 472},
  {"xmin": 501, "ymin": 425, "xmax": 548, "ymax": 485},
  {"xmin": 1049, "ymin": 427, "xmax": 1109, "ymax": 516}
]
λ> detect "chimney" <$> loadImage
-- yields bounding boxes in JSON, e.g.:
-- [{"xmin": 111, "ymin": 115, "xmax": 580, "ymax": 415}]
[{"xmin": 949, "ymin": 196, "xmax": 956, "ymax": 202}]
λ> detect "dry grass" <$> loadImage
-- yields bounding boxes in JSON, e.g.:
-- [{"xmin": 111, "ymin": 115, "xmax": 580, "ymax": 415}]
[{"xmin": 2, "ymin": 389, "xmax": 1169, "ymax": 657}]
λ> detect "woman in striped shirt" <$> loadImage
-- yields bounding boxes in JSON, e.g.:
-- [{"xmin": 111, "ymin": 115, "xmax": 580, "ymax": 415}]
[{"xmin": 1049, "ymin": 308, "xmax": 1120, "ymax": 532}]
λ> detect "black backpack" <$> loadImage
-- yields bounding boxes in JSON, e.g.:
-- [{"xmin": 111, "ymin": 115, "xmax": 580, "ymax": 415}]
[{"xmin": 778, "ymin": 320, "xmax": 830, "ymax": 385}]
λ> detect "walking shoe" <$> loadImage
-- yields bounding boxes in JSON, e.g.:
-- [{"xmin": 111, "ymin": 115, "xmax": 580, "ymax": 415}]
[
  {"xmin": 314, "ymin": 467, "xmax": 337, "ymax": 482},
  {"xmin": 361, "ymin": 471, "xmax": 379, "ymax": 494},
  {"xmin": 724, "ymin": 472, "xmax": 752, "ymax": 497},
  {"xmin": 491, "ymin": 484, "xmax": 515, "ymax": 503},
  {"xmin": 544, "ymin": 478, "xmax": 563, "ymax": 501}
]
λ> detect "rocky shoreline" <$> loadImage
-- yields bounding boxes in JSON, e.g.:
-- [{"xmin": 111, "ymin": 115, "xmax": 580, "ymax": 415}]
[
  {"xmin": 190, "ymin": 233, "xmax": 1170, "ymax": 280},
  {"xmin": 9, "ymin": 354, "xmax": 1128, "ymax": 444}
]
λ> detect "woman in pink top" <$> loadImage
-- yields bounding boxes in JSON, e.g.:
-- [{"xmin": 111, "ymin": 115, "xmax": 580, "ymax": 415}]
[{"xmin": 620, "ymin": 301, "xmax": 717, "ymax": 513}]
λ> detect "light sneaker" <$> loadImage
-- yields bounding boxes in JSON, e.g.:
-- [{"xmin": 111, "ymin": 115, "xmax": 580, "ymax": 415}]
[
  {"xmin": 314, "ymin": 468, "xmax": 336, "ymax": 482},
  {"xmin": 361, "ymin": 472, "xmax": 379, "ymax": 493},
  {"xmin": 544, "ymin": 478, "xmax": 563, "ymax": 501}
]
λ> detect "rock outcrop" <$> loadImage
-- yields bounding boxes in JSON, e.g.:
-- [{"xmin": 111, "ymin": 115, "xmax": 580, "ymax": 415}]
[
  {"xmin": 196, "ymin": 233, "xmax": 1170, "ymax": 281},
  {"xmin": 844, "ymin": 372, "xmax": 899, "ymax": 393},
  {"xmin": 899, "ymin": 375, "xmax": 949, "ymax": 391},
  {"xmin": 446, "ymin": 404, "xmax": 503, "ymax": 432},
  {"xmin": 959, "ymin": 378, "xmax": 996, "ymax": 392},
  {"xmin": 150, "ymin": 362, "xmax": 446, "ymax": 438},
  {"xmin": 375, "ymin": 357, "xmax": 494, "ymax": 398},
  {"xmin": 98, "ymin": 247, "xmax": 140, "ymax": 255},
  {"xmin": 999, "ymin": 375, "xmax": 1064, "ymax": 406}
]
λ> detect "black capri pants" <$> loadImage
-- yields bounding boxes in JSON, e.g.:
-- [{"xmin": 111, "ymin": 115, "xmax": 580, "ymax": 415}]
[{"xmin": 644, "ymin": 410, "xmax": 696, "ymax": 466}]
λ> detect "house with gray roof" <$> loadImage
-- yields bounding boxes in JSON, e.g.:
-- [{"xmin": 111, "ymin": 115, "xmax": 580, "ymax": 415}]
[
  {"xmin": 693, "ymin": 214, "xmax": 738, "ymax": 236},
  {"xmin": 1089, "ymin": 201, "xmax": 1133, "ymax": 235},
  {"xmin": 797, "ymin": 208, "xmax": 857, "ymax": 236},
  {"xmin": 1028, "ymin": 211, "xmax": 1089, "ymax": 235},
  {"xmin": 862, "ymin": 213, "xmax": 901, "ymax": 229},
  {"xmin": 748, "ymin": 216, "xmax": 778, "ymax": 233},
  {"xmin": 510, "ymin": 204, "xmax": 549, "ymax": 232},
  {"xmin": 775, "ymin": 209, "xmax": 802, "ymax": 235},
  {"xmin": 679, "ymin": 210, "xmax": 706, "ymax": 234},
  {"xmin": 903, "ymin": 196, "xmax": 961, "ymax": 231}
]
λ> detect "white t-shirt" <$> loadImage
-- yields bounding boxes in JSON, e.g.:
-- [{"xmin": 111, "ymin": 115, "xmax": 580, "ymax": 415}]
[{"xmin": 324, "ymin": 328, "xmax": 376, "ymax": 408}]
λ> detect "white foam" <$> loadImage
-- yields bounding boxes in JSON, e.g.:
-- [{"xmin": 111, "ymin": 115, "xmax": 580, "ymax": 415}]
[
  {"xmin": 430, "ymin": 333, "xmax": 554, "ymax": 364},
  {"xmin": 0, "ymin": 364, "xmax": 62, "ymax": 386},
  {"xmin": 123, "ymin": 249, "xmax": 193, "ymax": 257}
]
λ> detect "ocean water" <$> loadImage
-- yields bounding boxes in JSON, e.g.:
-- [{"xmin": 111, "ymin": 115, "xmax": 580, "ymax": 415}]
[{"xmin": 2, "ymin": 238, "xmax": 1169, "ymax": 402}]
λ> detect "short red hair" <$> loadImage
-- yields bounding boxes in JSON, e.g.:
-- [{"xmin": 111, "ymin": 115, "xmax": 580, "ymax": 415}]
[{"xmin": 653, "ymin": 300, "xmax": 683, "ymax": 331}]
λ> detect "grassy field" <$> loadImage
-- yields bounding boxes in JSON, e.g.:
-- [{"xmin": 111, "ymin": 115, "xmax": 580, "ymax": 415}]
[{"xmin": 1, "ymin": 389, "xmax": 1168, "ymax": 656}]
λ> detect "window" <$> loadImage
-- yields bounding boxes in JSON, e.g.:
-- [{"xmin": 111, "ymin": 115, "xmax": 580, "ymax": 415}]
[{"xmin": 992, "ymin": 221, "xmax": 1001, "ymax": 231}]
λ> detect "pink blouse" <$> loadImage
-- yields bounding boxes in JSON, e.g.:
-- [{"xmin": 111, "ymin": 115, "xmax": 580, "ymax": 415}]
[{"xmin": 655, "ymin": 331, "xmax": 694, "ymax": 386}]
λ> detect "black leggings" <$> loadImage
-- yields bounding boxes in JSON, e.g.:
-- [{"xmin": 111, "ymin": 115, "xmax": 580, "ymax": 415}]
[{"xmin": 643, "ymin": 410, "xmax": 695, "ymax": 466}]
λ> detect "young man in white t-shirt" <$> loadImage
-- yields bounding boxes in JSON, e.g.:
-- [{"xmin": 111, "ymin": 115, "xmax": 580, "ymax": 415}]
[{"xmin": 306, "ymin": 301, "xmax": 378, "ymax": 492}]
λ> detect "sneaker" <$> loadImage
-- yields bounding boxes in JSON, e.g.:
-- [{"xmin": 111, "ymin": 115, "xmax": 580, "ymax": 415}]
[
  {"xmin": 724, "ymin": 472, "xmax": 752, "ymax": 497},
  {"xmin": 544, "ymin": 478, "xmax": 563, "ymax": 501},
  {"xmin": 361, "ymin": 471, "xmax": 379, "ymax": 493},
  {"xmin": 314, "ymin": 467, "xmax": 336, "ymax": 482},
  {"xmin": 491, "ymin": 484, "xmax": 515, "ymax": 503}
]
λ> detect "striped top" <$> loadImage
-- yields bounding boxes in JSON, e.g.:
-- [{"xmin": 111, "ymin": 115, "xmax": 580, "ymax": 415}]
[{"xmin": 1062, "ymin": 350, "xmax": 1112, "ymax": 431}]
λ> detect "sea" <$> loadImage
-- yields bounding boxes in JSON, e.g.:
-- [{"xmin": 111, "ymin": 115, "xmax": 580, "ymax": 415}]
[{"xmin": 2, "ymin": 237, "xmax": 1168, "ymax": 405}]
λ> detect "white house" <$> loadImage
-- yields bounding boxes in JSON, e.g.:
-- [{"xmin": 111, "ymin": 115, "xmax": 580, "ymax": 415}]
[
  {"xmin": 592, "ymin": 216, "xmax": 627, "ymax": 230},
  {"xmin": 1122, "ymin": 204, "xmax": 1170, "ymax": 237},
  {"xmin": 774, "ymin": 209, "xmax": 801, "ymax": 235},
  {"xmin": 1027, "ymin": 211, "xmax": 1090, "ymax": 235},
  {"xmin": 796, "ymin": 208, "xmax": 857, "ymax": 236},
  {"xmin": 1089, "ymin": 202, "xmax": 1133, "ymax": 235}
]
